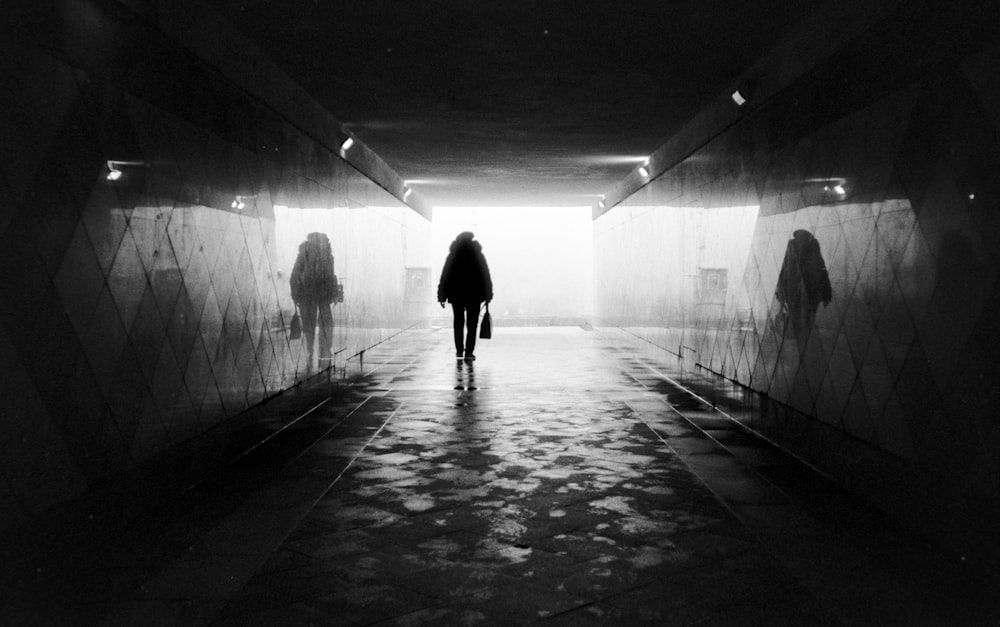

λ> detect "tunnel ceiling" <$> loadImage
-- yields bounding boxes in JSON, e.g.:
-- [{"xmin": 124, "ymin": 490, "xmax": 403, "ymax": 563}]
[{"xmin": 205, "ymin": 0, "xmax": 828, "ymax": 207}]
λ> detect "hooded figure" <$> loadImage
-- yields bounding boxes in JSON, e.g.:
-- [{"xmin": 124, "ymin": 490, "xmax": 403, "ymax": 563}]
[
  {"xmin": 776, "ymin": 229, "xmax": 832, "ymax": 343},
  {"xmin": 291, "ymin": 232, "xmax": 341, "ymax": 370},
  {"xmin": 437, "ymin": 231, "xmax": 493, "ymax": 362}
]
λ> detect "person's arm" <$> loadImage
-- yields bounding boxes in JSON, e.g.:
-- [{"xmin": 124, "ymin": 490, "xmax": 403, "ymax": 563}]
[
  {"xmin": 437, "ymin": 254, "xmax": 453, "ymax": 306},
  {"xmin": 290, "ymin": 254, "xmax": 304, "ymax": 303},
  {"xmin": 481, "ymin": 254, "xmax": 493, "ymax": 303}
]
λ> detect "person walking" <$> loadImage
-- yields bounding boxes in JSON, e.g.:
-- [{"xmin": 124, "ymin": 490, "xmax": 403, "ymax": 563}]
[
  {"xmin": 291, "ymin": 232, "xmax": 342, "ymax": 371},
  {"xmin": 437, "ymin": 231, "xmax": 493, "ymax": 362}
]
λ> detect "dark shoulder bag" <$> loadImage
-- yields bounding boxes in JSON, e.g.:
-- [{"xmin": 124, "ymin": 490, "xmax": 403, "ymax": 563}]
[{"xmin": 479, "ymin": 303, "xmax": 492, "ymax": 339}]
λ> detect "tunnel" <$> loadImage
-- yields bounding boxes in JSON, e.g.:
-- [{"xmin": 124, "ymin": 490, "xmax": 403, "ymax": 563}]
[{"xmin": 2, "ymin": 0, "xmax": 1000, "ymax": 623}]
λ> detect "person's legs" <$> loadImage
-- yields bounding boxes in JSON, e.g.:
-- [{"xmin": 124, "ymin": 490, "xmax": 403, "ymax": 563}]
[
  {"xmin": 300, "ymin": 302, "xmax": 318, "ymax": 366},
  {"xmin": 451, "ymin": 302, "xmax": 466, "ymax": 357},
  {"xmin": 317, "ymin": 303, "xmax": 334, "ymax": 366},
  {"xmin": 464, "ymin": 302, "xmax": 481, "ymax": 359}
]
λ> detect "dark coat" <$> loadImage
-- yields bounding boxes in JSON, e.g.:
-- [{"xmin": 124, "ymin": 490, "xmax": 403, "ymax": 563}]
[
  {"xmin": 291, "ymin": 232, "xmax": 339, "ymax": 305},
  {"xmin": 437, "ymin": 233, "xmax": 493, "ymax": 305},
  {"xmin": 776, "ymin": 229, "xmax": 832, "ymax": 314}
]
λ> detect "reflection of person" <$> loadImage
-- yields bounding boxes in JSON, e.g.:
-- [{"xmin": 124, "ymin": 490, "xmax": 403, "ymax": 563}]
[
  {"xmin": 776, "ymin": 229, "xmax": 832, "ymax": 342},
  {"xmin": 437, "ymin": 231, "xmax": 493, "ymax": 362},
  {"xmin": 291, "ymin": 232, "xmax": 341, "ymax": 370}
]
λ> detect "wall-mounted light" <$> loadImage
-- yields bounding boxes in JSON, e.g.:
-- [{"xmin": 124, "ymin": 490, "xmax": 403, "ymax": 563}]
[
  {"xmin": 809, "ymin": 177, "xmax": 847, "ymax": 200},
  {"xmin": 105, "ymin": 159, "xmax": 147, "ymax": 181},
  {"xmin": 106, "ymin": 161, "xmax": 123, "ymax": 181},
  {"xmin": 598, "ymin": 200, "xmax": 606, "ymax": 209},
  {"xmin": 638, "ymin": 166, "xmax": 649, "ymax": 178},
  {"xmin": 821, "ymin": 180, "xmax": 847, "ymax": 197},
  {"xmin": 403, "ymin": 187, "xmax": 412, "ymax": 200},
  {"xmin": 732, "ymin": 80, "xmax": 754, "ymax": 107},
  {"xmin": 340, "ymin": 137, "xmax": 354, "ymax": 152}
]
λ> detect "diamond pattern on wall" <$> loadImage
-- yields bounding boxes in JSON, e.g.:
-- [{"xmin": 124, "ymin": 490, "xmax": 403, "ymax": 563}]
[
  {"xmin": 596, "ymin": 46, "xmax": 1000, "ymax": 518},
  {"xmin": 0, "ymin": 44, "xmax": 430, "ymax": 532}
]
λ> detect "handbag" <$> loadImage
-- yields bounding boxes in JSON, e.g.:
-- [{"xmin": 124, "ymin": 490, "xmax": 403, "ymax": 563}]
[
  {"xmin": 289, "ymin": 307, "xmax": 301, "ymax": 340},
  {"xmin": 479, "ymin": 303, "xmax": 492, "ymax": 339}
]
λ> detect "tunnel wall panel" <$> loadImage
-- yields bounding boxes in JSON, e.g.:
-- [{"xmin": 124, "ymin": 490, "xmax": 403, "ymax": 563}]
[
  {"xmin": 595, "ymin": 2, "xmax": 1000, "ymax": 567},
  {"xmin": 0, "ymin": 0, "xmax": 430, "ymax": 533}
]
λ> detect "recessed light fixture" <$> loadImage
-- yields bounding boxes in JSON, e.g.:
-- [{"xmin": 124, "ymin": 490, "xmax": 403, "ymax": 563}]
[
  {"xmin": 638, "ymin": 166, "xmax": 649, "ymax": 178},
  {"xmin": 731, "ymin": 90, "xmax": 747, "ymax": 106},
  {"xmin": 340, "ymin": 137, "xmax": 354, "ymax": 151},
  {"xmin": 813, "ymin": 177, "xmax": 848, "ymax": 199},
  {"xmin": 403, "ymin": 187, "xmax": 412, "ymax": 200}
]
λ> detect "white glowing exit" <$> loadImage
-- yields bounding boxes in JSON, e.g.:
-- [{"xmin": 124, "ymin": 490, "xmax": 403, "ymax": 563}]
[{"xmin": 432, "ymin": 206, "xmax": 594, "ymax": 319}]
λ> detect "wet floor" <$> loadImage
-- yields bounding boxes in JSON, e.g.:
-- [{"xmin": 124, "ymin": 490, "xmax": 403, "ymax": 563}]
[{"xmin": 6, "ymin": 328, "xmax": 999, "ymax": 625}]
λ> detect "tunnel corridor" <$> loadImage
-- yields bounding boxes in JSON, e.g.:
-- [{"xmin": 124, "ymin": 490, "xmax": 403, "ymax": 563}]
[{"xmin": 4, "ymin": 0, "xmax": 1000, "ymax": 623}]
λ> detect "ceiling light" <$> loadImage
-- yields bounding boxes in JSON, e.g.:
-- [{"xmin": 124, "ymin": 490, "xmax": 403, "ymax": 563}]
[
  {"xmin": 403, "ymin": 187, "xmax": 412, "ymax": 200},
  {"xmin": 598, "ymin": 200, "xmax": 606, "ymax": 209},
  {"xmin": 731, "ymin": 90, "xmax": 747, "ymax": 106},
  {"xmin": 231, "ymin": 197, "xmax": 246, "ymax": 210},
  {"xmin": 638, "ymin": 166, "xmax": 649, "ymax": 178},
  {"xmin": 341, "ymin": 137, "xmax": 354, "ymax": 151}
]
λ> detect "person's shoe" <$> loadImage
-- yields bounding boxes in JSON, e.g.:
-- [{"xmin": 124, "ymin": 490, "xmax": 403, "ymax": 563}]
[
  {"xmin": 464, "ymin": 353, "xmax": 476, "ymax": 362},
  {"xmin": 456, "ymin": 351, "xmax": 464, "ymax": 360}
]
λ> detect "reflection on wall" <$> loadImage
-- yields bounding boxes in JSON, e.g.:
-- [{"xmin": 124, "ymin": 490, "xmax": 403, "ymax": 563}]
[
  {"xmin": 0, "ymin": 4, "xmax": 429, "ymax": 533},
  {"xmin": 275, "ymin": 203, "xmax": 426, "ymax": 359},
  {"xmin": 774, "ymin": 229, "xmax": 832, "ymax": 346},
  {"xmin": 595, "ymin": 6, "xmax": 1000, "ymax": 563}
]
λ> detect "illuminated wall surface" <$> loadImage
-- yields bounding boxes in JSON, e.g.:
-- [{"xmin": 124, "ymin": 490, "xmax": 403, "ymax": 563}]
[
  {"xmin": 0, "ymin": 2, "xmax": 429, "ymax": 531},
  {"xmin": 596, "ymin": 6, "xmax": 1000, "ymax": 560}
]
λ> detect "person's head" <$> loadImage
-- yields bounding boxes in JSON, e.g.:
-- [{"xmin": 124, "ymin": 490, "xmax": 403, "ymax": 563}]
[
  {"xmin": 304, "ymin": 232, "xmax": 331, "ymax": 255},
  {"xmin": 450, "ymin": 231, "xmax": 477, "ymax": 253}
]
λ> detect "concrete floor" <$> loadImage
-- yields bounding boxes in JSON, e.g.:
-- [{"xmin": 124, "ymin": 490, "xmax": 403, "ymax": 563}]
[{"xmin": 5, "ymin": 327, "xmax": 999, "ymax": 625}]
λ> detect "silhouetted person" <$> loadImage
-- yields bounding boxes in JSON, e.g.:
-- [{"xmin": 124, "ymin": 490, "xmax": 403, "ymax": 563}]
[
  {"xmin": 776, "ymin": 229, "xmax": 832, "ymax": 343},
  {"xmin": 291, "ymin": 232, "xmax": 341, "ymax": 371},
  {"xmin": 438, "ymin": 231, "xmax": 493, "ymax": 362}
]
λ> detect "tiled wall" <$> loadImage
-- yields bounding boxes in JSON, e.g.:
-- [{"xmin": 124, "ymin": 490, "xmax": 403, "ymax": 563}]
[
  {"xmin": 595, "ymin": 3, "xmax": 1000, "ymax": 564},
  {"xmin": 0, "ymin": 1, "xmax": 429, "ymax": 533}
]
